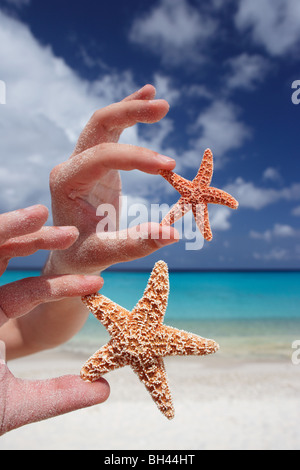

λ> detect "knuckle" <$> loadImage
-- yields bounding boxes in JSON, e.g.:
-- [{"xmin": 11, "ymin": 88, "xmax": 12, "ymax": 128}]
[
  {"xmin": 91, "ymin": 108, "xmax": 104, "ymax": 122},
  {"xmin": 49, "ymin": 163, "xmax": 66, "ymax": 190}
]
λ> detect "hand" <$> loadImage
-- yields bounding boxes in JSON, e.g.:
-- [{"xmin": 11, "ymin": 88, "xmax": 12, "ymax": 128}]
[
  {"xmin": 0, "ymin": 204, "xmax": 109, "ymax": 435},
  {"xmin": 47, "ymin": 84, "xmax": 179, "ymax": 275},
  {"xmin": 0, "ymin": 355, "xmax": 109, "ymax": 435},
  {"xmin": 0, "ymin": 204, "xmax": 103, "ymax": 356},
  {"xmin": 0, "ymin": 204, "xmax": 78, "ymax": 278}
]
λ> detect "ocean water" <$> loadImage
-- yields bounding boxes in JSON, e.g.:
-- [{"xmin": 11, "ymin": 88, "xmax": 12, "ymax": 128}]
[{"xmin": 1, "ymin": 269, "xmax": 300, "ymax": 361}]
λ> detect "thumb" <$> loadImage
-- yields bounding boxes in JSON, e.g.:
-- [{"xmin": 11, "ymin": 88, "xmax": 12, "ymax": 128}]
[
  {"xmin": 3, "ymin": 371, "xmax": 109, "ymax": 434},
  {"xmin": 97, "ymin": 222, "xmax": 180, "ymax": 268}
]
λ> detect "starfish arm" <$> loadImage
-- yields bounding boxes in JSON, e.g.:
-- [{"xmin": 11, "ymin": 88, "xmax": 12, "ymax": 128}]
[
  {"xmin": 159, "ymin": 170, "xmax": 193, "ymax": 198},
  {"xmin": 192, "ymin": 203, "xmax": 212, "ymax": 241},
  {"xmin": 160, "ymin": 325, "xmax": 219, "ymax": 357},
  {"xmin": 80, "ymin": 340, "xmax": 130, "ymax": 382},
  {"xmin": 204, "ymin": 187, "xmax": 239, "ymax": 209},
  {"xmin": 82, "ymin": 294, "xmax": 129, "ymax": 338},
  {"xmin": 161, "ymin": 197, "xmax": 192, "ymax": 226},
  {"xmin": 194, "ymin": 148, "xmax": 214, "ymax": 187},
  {"xmin": 131, "ymin": 260, "xmax": 169, "ymax": 327},
  {"xmin": 130, "ymin": 355, "xmax": 175, "ymax": 420}
]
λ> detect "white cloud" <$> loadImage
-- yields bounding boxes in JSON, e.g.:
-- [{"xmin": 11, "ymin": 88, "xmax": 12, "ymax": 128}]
[
  {"xmin": 225, "ymin": 53, "xmax": 271, "ymax": 91},
  {"xmin": 235, "ymin": 0, "xmax": 300, "ymax": 56},
  {"xmin": 0, "ymin": 10, "xmax": 178, "ymax": 214},
  {"xmin": 209, "ymin": 207, "xmax": 232, "ymax": 231},
  {"xmin": 225, "ymin": 178, "xmax": 300, "ymax": 210},
  {"xmin": 253, "ymin": 248, "xmax": 290, "ymax": 261},
  {"xmin": 77, "ymin": 45, "xmax": 112, "ymax": 72},
  {"xmin": 273, "ymin": 224, "xmax": 297, "ymax": 237},
  {"xmin": 292, "ymin": 206, "xmax": 300, "ymax": 217},
  {"xmin": 129, "ymin": 0, "xmax": 217, "ymax": 66},
  {"xmin": 189, "ymin": 101, "xmax": 251, "ymax": 167},
  {"xmin": 263, "ymin": 167, "xmax": 283, "ymax": 183},
  {"xmin": 0, "ymin": 11, "xmax": 112, "ymax": 210},
  {"xmin": 152, "ymin": 74, "xmax": 180, "ymax": 105},
  {"xmin": 250, "ymin": 224, "xmax": 297, "ymax": 242},
  {"xmin": 183, "ymin": 84, "xmax": 213, "ymax": 100},
  {"xmin": 250, "ymin": 229, "xmax": 272, "ymax": 242},
  {"xmin": 0, "ymin": 107, "xmax": 71, "ymax": 211},
  {"xmin": 0, "ymin": 10, "xmax": 137, "ymax": 134},
  {"xmin": 281, "ymin": 184, "xmax": 300, "ymax": 201},
  {"xmin": 123, "ymin": 96, "xmax": 252, "ymax": 182}
]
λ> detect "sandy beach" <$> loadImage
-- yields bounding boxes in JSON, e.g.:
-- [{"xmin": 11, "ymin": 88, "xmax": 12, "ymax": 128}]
[{"xmin": 0, "ymin": 347, "xmax": 299, "ymax": 450}]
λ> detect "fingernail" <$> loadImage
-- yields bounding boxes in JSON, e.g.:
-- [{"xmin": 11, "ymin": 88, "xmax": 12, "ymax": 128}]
[
  {"xmin": 158, "ymin": 155, "xmax": 175, "ymax": 162},
  {"xmin": 84, "ymin": 275, "xmax": 104, "ymax": 285},
  {"xmin": 156, "ymin": 155, "xmax": 176, "ymax": 165},
  {"xmin": 148, "ymin": 99, "xmax": 168, "ymax": 105},
  {"xmin": 22, "ymin": 204, "xmax": 46, "ymax": 212},
  {"xmin": 0, "ymin": 341, "xmax": 6, "ymax": 365}
]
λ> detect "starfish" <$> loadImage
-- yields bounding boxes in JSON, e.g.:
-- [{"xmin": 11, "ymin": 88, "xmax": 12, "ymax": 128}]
[
  {"xmin": 159, "ymin": 148, "xmax": 239, "ymax": 241},
  {"xmin": 80, "ymin": 260, "xmax": 219, "ymax": 420}
]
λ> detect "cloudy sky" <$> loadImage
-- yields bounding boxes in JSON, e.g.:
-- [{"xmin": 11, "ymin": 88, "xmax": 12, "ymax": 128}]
[{"xmin": 0, "ymin": 0, "xmax": 300, "ymax": 270}]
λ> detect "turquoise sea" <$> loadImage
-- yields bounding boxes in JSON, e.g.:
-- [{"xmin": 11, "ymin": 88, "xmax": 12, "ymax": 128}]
[{"xmin": 2, "ymin": 269, "xmax": 300, "ymax": 361}]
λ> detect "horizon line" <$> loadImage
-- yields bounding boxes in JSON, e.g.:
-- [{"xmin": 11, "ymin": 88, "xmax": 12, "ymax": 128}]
[{"xmin": 5, "ymin": 267, "xmax": 300, "ymax": 273}]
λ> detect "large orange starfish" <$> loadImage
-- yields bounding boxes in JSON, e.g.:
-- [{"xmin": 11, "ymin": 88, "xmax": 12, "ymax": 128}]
[
  {"xmin": 80, "ymin": 260, "xmax": 219, "ymax": 420},
  {"xmin": 159, "ymin": 148, "xmax": 239, "ymax": 241}
]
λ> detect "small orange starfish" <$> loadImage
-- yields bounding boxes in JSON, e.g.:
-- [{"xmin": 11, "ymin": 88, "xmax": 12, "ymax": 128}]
[
  {"xmin": 159, "ymin": 148, "xmax": 239, "ymax": 241},
  {"xmin": 80, "ymin": 260, "xmax": 219, "ymax": 420}
]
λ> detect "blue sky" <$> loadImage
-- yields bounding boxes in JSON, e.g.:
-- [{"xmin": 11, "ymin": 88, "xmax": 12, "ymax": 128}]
[{"xmin": 0, "ymin": 0, "xmax": 300, "ymax": 270}]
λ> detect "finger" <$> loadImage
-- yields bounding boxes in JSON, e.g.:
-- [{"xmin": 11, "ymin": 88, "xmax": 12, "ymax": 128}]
[
  {"xmin": 0, "ymin": 205, "xmax": 49, "ymax": 245},
  {"xmin": 73, "ymin": 98, "xmax": 170, "ymax": 154},
  {"xmin": 0, "ymin": 259, "xmax": 9, "ymax": 278},
  {"xmin": 0, "ymin": 274, "xmax": 103, "ymax": 322},
  {"xmin": 89, "ymin": 223, "xmax": 180, "ymax": 270},
  {"xmin": 59, "ymin": 143, "xmax": 176, "ymax": 191},
  {"xmin": 3, "ymin": 372, "xmax": 109, "ymax": 434},
  {"xmin": 122, "ymin": 84, "xmax": 156, "ymax": 102},
  {"xmin": 0, "ymin": 226, "xmax": 79, "ymax": 260}
]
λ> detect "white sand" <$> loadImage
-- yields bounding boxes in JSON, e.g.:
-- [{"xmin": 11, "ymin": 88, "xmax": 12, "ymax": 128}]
[{"xmin": 0, "ymin": 349, "xmax": 300, "ymax": 450}]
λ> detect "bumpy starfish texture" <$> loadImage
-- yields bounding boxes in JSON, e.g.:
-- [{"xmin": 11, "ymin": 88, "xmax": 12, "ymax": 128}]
[
  {"xmin": 159, "ymin": 148, "xmax": 238, "ymax": 241},
  {"xmin": 81, "ymin": 260, "xmax": 219, "ymax": 420}
]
